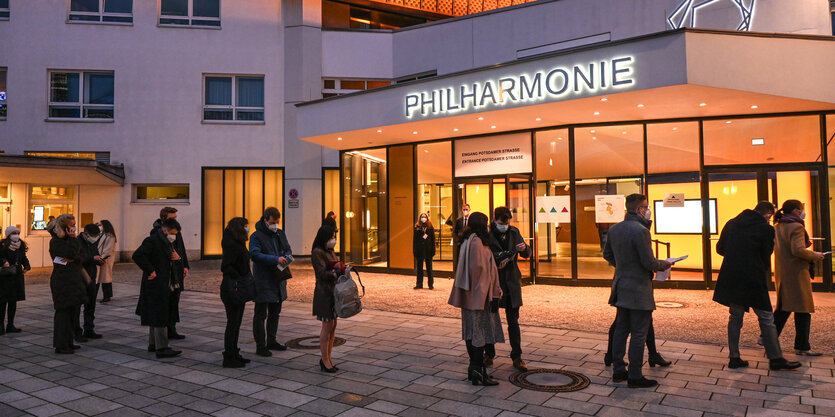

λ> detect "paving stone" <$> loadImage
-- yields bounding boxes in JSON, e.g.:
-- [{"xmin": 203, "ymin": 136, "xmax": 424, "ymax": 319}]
[
  {"xmin": 30, "ymin": 386, "xmax": 88, "ymax": 403},
  {"xmin": 298, "ymin": 398, "xmax": 353, "ymax": 416},
  {"xmin": 27, "ymin": 403, "xmax": 69, "ymax": 417},
  {"xmin": 212, "ymin": 406, "xmax": 263, "ymax": 417},
  {"xmin": 61, "ymin": 397, "xmax": 123, "ymax": 415},
  {"xmin": 249, "ymin": 388, "xmax": 316, "ymax": 408},
  {"xmin": 365, "ymin": 400, "xmax": 408, "ymax": 414}
]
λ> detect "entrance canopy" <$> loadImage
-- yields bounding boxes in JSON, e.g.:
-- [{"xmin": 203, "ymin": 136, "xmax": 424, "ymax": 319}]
[
  {"xmin": 0, "ymin": 155, "xmax": 125, "ymax": 185},
  {"xmin": 297, "ymin": 29, "xmax": 835, "ymax": 150}
]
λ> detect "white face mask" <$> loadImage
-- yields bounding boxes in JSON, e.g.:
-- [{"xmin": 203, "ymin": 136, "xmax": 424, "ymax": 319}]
[
  {"xmin": 268, "ymin": 223, "xmax": 279, "ymax": 233},
  {"xmin": 495, "ymin": 224, "xmax": 508, "ymax": 233},
  {"xmin": 800, "ymin": 210, "xmax": 807, "ymax": 220},
  {"xmin": 244, "ymin": 226, "xmax": 250, "ymax": 233},
  {"xmin": 420, "ymin": 217, "xmax": 427, "ymax": 223},
  {"xmin": 642, "ymin": 208, "xmax": 653, "ymax": 221},
  {"xmin": 98, "ymin": 225, "xmax": 104, "ymax": 233},
  {"xmin": 9, "ymin": 234, "xmax": 19, "ymax": 242},
  {"xmin": 167, "ymin": 234, "xmax": 177, "ymax": 243},
  {"xmin": 462, "ymin": 210, "xmax": 469, "ymax": 216},
  {"xmin": 326, "ymin": 238, "xmax": 337, "ymax": 249}
]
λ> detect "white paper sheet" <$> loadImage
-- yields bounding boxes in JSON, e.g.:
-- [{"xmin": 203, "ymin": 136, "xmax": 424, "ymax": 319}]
[{"xmin": 654, "ymin": 255, "xmax": 688, "ymax": 281}]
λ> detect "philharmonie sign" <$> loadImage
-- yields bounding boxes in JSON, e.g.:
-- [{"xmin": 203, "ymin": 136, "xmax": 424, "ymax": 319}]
[{"xmin": 404, "ymin": 56, "xmax": 635, "ymax": 118}]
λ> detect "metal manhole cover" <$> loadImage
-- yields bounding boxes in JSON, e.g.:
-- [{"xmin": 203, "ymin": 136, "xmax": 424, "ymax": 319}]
[
  {"xmin": 285, "ymin": 336, "xmax": 347, "ymax": 349},
  {"xmin": 656, "ymin": 301, "xmax": 686, "ymax": 308},
  {"xmin": 509, "ymin": 369, "xmax": 590, "ymax": 392}
]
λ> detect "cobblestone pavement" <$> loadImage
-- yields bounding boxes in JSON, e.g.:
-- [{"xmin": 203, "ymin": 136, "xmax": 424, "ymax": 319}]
[{"xmin": 3, "ymin": 273, "xmax": 835, "ymax": 416}]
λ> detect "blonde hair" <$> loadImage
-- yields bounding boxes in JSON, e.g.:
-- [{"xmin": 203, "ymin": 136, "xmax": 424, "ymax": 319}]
[{"xmin": 52, "ymin": 214, "xmax": 76, "ymax": 239}]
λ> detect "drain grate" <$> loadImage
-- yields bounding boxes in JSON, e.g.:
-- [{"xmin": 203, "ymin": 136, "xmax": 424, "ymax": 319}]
[
  {"xmin": 285, "ymin": 336, "xmax": 347, "ymax": 350},
  {"xmin": 509, "ymin": 369, "xmax": 590, "ymax": 392},
  {"xmin": 656, "ymin": 301, "xmax": 686, "ymax": 308}
]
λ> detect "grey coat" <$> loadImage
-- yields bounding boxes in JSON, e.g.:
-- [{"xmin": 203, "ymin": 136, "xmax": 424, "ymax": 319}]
[{"xmin": 603, "ymin": 213, "xmax": 668, "ymax": 311}]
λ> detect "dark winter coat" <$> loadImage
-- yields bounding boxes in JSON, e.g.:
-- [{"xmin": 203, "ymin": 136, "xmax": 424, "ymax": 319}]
[
  {"xmin": 220, "ymin": 229, "xmax": 252, "ymax": 303},
  {"xmin": 489, "ymin": 224, "xmax": 531, "ymax": 309},
  {"xmin": 49, "ymin": 236, "xmax": 88, "ymax": 310},
  {"xmin": 77, "ymin": 234, "xmax": 101, "ymax": 286},
  {"xmin": 0, "ymin": 239, "xmax": 30, "ymax": 302},
  {"xmin": 133, "ymin": 229, "xmax": 177, "ymax": 327},
  {"xmin": 413, "ymin": 224, "xmax": 436, "ymax": 259},
  {"xmin": 311, "ymin": 247, "xmax": 338, "ymax": 319},
  {"xmin": 713, "ymin": 209, "xmax": 775, "ymax": 311},
  {"xmin": 604, "ymin": 213, "xmax": 668, "ymax": 311},
  {"xmin": 151, "ymin": 219, "xmax": 189, "ymax": 289},
  {"xmin": 250, "ymin": 219, "xmax": 292, "ymax": 303}
]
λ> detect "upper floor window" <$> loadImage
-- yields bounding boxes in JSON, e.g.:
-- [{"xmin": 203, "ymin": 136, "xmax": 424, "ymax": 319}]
[
  {"xmin": 69, "ymin": 0, "xmax": 132, "ymax": 23},
  {"xmin": 160, "ymin": 0, "xmax": 220, "ymax": 27},
  {"xmin": 322, "ymin": 78, "xmax": 391, "ymax": 98},
  {"xmin": 0, "ymin": 68, "xmax": 6, "ymax": 120},
  {"xmin": 203, "ymin": 75, "xmax": 264, "ymax": 122},
  {"xmin": 48, "ymin": 71, "xmax": 114, "ymax": 120},
  {"xmin": 0, "ymin": 0, "xmax": 8, "ymax": 20}
]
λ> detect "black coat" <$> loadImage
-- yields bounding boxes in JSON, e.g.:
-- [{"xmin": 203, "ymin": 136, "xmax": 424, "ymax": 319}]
[
  {"xmin": 133, "ymin": 230, "xmax": 177, "ymax": 327},
  {"xmin": 312, "ymin": 247, "xmax": 338, "ymax": 319},
  {"xmin": 151, "ymin": 219, "xmax": 188, "ymax": 288},
  {"xmin": 413, "ymin": 225, "xmax": 436, "ymax": 259},
  {"xmin": 49, "ymin": 236, "xmax": 88, "ymax": 310},
  {"xmin": 77, "ymin": 235, "xmax": 101, "ymax": 285},
  {"xmin": 714, "ymin": 209, "xmax": 775, "ymax": 311},
  {"xmin": 221, "ymin": 230, "xmax": 252, "ymax": 281},
  {"xmin": 0, "ymin": 240, "xmax": 30, "ymax": 302},
  {"xmin": 489, "ymin": 224, "xmax": 531, "ymax": 308}
]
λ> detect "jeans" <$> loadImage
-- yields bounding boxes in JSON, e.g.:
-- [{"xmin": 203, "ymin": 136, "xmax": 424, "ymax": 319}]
[
  {"xmin": 149, "ymin": 326, "xmax": 169, "ymax": 349},
  {"xmin": 221, "ymin": 285, "xmax": 245, "ymax": 353},
  {"xmin": 485, "ymin": 306, "xmax": 522, "ymax": 359},
  {"xmin": 75, "ymin": 283, "xmax": 99, "ymax": 334},
  {"xmin": 253, "ymin": 302, "xmax": 281, "ymax": 348},
  {"xmin": 607, "ymin": 314, "xmax": 657, "ymax": 355},
  {"xmin": 416, "ymin": 257, "xmax": 433, "ymax": 288},
  {"xmin": 774, "ymin": 309, "xmax": 812, "ymax": 351},
  {"xmin": 612, "ymin": 307, "xmax": 652, "ymax": 380},
  {"xmin": 53, "ymin": 307, "xmax": 75, "ymax": 349},
  {"xmin": 728, "ymin": 304, "xmax": 782, "ymax": 359}
]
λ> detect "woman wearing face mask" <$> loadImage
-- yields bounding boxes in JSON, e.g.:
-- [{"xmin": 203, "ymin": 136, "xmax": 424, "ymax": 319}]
[
  {"xmin": 48, "ymin": 214, "xmax": 88, "ymax": 353},
  {"xmin": 220, "ymin": 217, "xmax": 252, "ymax": 368},
  {"xmin": 0, "ymin": 226, "xmax": 31, "ymax": 334},
  {"xmin": 773, "ymin": 200, "xmax": 825, "ymax": 356},
  {"xmin": 413, "ymin": 213, "xmax": 436, "ymax": 290},
  {"xmin": 311, "ymin": 225, "xmax": 340, "ymax": 372},
  {"xmin": 96, "ymin": 220, "xmax": 117, "ymax": 303}
]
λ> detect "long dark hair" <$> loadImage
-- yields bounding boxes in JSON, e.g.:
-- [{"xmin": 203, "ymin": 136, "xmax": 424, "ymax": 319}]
[
  {"xmin": 312, "ymin": 225, "xmax": 336, "ymax": 252},
  {"xmin": 774, "ymin": 199, "xmax": 803, "ymax": 222},
  {"xmin": 100, "ymin": 219, "xmax": 117, "ymax": 242},
  {"xmin": 462, "ymin": 211, "xmax": 490, "ymax": 245},
  {"xmin": 2, "ymin": 236, "xmax": 27, "ymax": 252},
  {"xmin": 225, "ymin": 217, "xmax": 249, "ymax": 243}
]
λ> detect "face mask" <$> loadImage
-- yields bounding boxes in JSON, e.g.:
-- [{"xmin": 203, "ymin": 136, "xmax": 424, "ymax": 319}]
[
  {"xmin": 495, "ymin": 224, "xmax": 508, "ymax": 233},
  {"xmin": 98, "ymin": 225, "xmax": 104, "ymax": 233},
  {"xmin": 87, "ymin": 235, "xmax": 98, "ymax": 244},
  {"xmin": 800, "ymin": 210, "xmax": 807, "ymax": 220},
  {"xmin": 268, "ymin": 223, "xmax": 278, "ymax": 233},
  {"xmin": 326, "ymin": 238, "xmax": 337, "ymax": 249},
  {"xmin": 68, "ymin": 227, "xmax": 76, "ymax": 235},
  {"xmin": 244, "ymin": 227, "xmax": 250, "ymax": 233},
  {"xmin": 642, "ymin": 208, "xmax": 653, "ymax": 221},
  {"xmin": 9, "ymin": 235, "xmax": 19, "ymax": 242},
  {"xmin": 462, "ymin": 210, "xmax": 469, "ymax": 216},
  {"xmin": 167, "ymin": 234, "xmax": 177, "ymax": 243},
  {"xmin": 420, "ymin": 217, "xmax": 427, "ymax": 223}
]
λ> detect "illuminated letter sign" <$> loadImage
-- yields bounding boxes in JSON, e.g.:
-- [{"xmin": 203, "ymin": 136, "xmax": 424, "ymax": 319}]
[{"xmin": 405, "ymin": 56, "xmax": 635, "ymax": 118}]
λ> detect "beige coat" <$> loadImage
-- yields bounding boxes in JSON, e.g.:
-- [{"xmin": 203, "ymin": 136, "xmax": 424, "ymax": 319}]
[
  {"xmin": 97, "ymin": 234, "xmax": 117, "ymax": 284},
  {"xmin": 448, "ymin": 237, "xmax": 501, "ymax": 310},
  {"xmin": 774, "ymin": 222, "xmax": 817, "ymax": 313}
]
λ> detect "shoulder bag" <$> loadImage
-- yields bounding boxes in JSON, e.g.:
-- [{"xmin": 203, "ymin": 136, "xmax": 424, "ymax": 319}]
[{"xmin": 228, "ymin": 273, "xmax": 256, "ymax": 303}]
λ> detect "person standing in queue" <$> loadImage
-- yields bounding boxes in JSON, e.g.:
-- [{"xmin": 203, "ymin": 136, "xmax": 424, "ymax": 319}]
[
  {"xmin": 448, "ymin": 212, "xmax": 504, "ymax": 387},
  {"xmin": 220, "ymin": 217, "xmax": 252, "ymax": 368},
  {"xmin": 773, "ymin": 199, "xmax": 826, "ymax": 356},
  {"xmin": 250, "ymin": 207, "xmax": 293, "ymax": 357},
  {"xmin": 152, "ymin": 207, "xmax": 189, "ymax": 340},
  {"xmin": 97, "ymin": 220, "xmax": 117, "ymax": 303},
  {"xmin": 485, "ymin": 206, "xmax": 531, "ymax": 372},
  {"xmin": 75, "ymin": 224, "xmax": 104, "ymax": 341},
  {"xmin": 0, "ymin": 226, "xmax": 30, "ymax": 334},
  {"xmin": 714, "ymin": 201, "xmax": 802, "ymax": 371},
  {"xmin": 48, "ymin": 215, "xmax": 87, "ymax": 354},
  {"xmin": 604, "ymin": 194, "xmax": 672, "ymax": 388},
  {"xmin": 311, "ymin": 225, "xmax": 341, "ymax": 372},
  {"xmin": 413, "ymin": 213, "xmax": 435, "ymax": 290},
  {"xmin": 133, "ymin": 218, "xmax": 183, "ymax": 359}
]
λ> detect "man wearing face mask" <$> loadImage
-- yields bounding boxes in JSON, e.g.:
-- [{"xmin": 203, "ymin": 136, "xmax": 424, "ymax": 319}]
[
  {"xmin": 486, "ymin": 206, "xmax": 531, "ymax": 372},
  {"xmin": 151, "ymin": 207, "xmax": 189, "ymax": 340},
  {"xmin": 450, "ymin": 204, "xmax": 472, "ymax": 270},
  {"xmin": 75, "ymin": 224, "xmax": 105, "ymax": 341},
  {"xmin": 413, "ymin": 213, "xmax": 436, "ymax": 290},
  {"xmin": 134, "ymin": 218, "xmax": 183, "ymax": 359},
  {"xmin": 250, "ymin": 207, "xmax": 293, "ymax": 357},
  {"xmin": 603, "ymin": 194, "xmax": 672, "ymax": 388}
]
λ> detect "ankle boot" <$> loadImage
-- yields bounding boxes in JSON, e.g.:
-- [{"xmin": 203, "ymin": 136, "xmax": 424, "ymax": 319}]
[
  {"xmin": 235, "ymin": 349, "xmax": 250, "ymax": 364},
  {"xmin": 222, "ymin": 351, "xmax": 245, "ymax": 368},
  {"xmin": 469, "ymin": 366, "xmax": 498, "ymax": 386},
  {"xmin": 604, "ymin": 351, "xmax": 612, "ymax": 367},
  {"xmin": 648, "ymin": 352, "xmax": 671, "ymax": 367}
]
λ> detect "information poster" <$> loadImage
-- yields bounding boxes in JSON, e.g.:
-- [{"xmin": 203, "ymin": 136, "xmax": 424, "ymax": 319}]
[
  {"xmin": 594, "ymin": 195, "xmax": 624, "ymax": 223},
  {"xmin": 536, "ymin": 196, "xmax": 571, "ymax": 223},
  {"xmin": 454, "ymin": 133, "xmax": 532, "ymax": 177},
  {"xmin": 663, "ymin": 193, "xmax": 685, "ymax": 207}
]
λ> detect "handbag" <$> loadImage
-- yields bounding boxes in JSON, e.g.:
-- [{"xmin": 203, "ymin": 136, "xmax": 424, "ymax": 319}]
[
  {"xmin": 228, "ymin": 274, "xmax": 255, "ymax": 303},
  {"xmin": 0, "ymin": 265, "xmax": 17, "ymax": 276}
]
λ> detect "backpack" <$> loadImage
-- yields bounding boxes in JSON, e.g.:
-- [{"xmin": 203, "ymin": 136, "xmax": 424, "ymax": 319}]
[{"xmin": 334, "ymin": 267, "xmax": 365, "ymax": 318}]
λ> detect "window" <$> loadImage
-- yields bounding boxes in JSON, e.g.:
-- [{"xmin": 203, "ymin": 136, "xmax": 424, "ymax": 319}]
[
  {"xmin": 48, "ymin": 71, "xmax": 114, "ymax": 119},
  {"xmin": 0, "ymin": 0, "xmax": 8, "ymax": 19},
  {"xmin": 29, "ymin": 186, "xmax": 75, "ymax": 231},
  {"xmin": 322, "ymin": 78, "xmax": 391, "ymax": 98},
  {"xmin": 134, "ymin": 184, "xmax": 190, "ymax": 202},
  {"xmin": 0, "ymin": 68, "xmax": 6, "ymax": 119},
  {"xmin": 25, "ymin": 151, "xmax": 96, "ymax": 159},
  {"xmin": 69, "ymin": 0, "xmax": 132, "ymax": 23},
  {"xmin": 160, "ymin": 0, "xmax": 220, "ymax": 27},
  {"xmin": 203, "ymin": 75, "xmax": 264, "ymax": 122}
]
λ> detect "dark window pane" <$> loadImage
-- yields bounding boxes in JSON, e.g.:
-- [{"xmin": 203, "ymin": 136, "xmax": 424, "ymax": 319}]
[
  {"xmin": 71, "ymin": 0, "xmax": 99, "ymax": 12},
  {"xmin": 236, "ymin": 77, "xmax": 264, "ymax": 107},
  {"xmin": 0, "ymin": 0, "xmax": 8, "ymax": 9},
  {"xmin": 159, "ymin": 17, "xmax": 189, "ymax": 25},
  {"xmin": 323, "ymin": 79, "xmax": 335, "ymax": 89},
  {"xmin": 104, "ymin": 0, "xmax": 132, "ymax": 13},
  {"xmin": 50, "ymin": 73, "xmax": 80, "ymax": 103},
  {"xmin": 341, "ymin": 80, "xmax": 365, "ymax": 90},
  {"xmin": 0, "ymin": 70, "xmax": 7, "ymax": 92},
  {"xmin": 49, "ymin": 106, "xmax": 81, "ymax": 118},
  {"xmin": 193, "ymin": 0, "xmax": 219, "ymax": 17},
  {"xmin": 103, "ymin": 15, "xmax": 132, "ymax": 22},
  {"xmin": 85, "ymin": 73, "xmax": 114, "ymax": 105},
  {"xmin": 204, "ymin": 110, "xmax": 233, "ymax": 120},
  {"xmin": 192, "ymin": 19, "xmax": 220, "ymax": 26},
  {"xmin": 236, "ymin": 110, "xmax": 264, "ymax": 121},
  {"xmin": 160, "ymin": 0, "xmax": 187, "ymax": 16},
  {"xmin": 84, "ymin": 107, "xmax": 114, "ymax": 118},
  {"xmin": 0, "ymin": 104, "xmax": 6, "ymax": 118},
  {"xmin": 69, "ymin": 14, "xmax": 101, "ymax": 21},
  {"xmin": 0, "ymin": 12, "xmax": 8, "ymax": 18},
  {"xmin": 205, "ymin": 77, "xmax": 231, "ymax": 105}
]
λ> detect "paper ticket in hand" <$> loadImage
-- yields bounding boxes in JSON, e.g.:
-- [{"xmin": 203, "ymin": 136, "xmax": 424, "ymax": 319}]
[
  {"xmin": 53, "ymin": 257, "xmax": 68, "ymax": 266},
  {"xmin": 654, "ymin": 255, "xmax": 688, "ymax": 281},
  {"xmin": 668, "ymin": 255, "xmax": 688, "ymax": 264}
]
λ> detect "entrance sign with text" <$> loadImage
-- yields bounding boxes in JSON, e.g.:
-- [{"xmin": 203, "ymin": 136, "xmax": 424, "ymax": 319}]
[{"xmin": 454, "ymin": 133, "xmax": 532, "ymax": 177}]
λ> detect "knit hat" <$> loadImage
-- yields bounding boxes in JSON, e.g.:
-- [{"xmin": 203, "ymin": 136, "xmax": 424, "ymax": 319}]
[{"xmin": 5, "ymin": 226, "xmax": 19, "ymax": 236}]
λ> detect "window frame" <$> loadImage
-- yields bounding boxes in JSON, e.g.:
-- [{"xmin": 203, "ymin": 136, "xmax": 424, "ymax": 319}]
[
  {"xmin": 67, "ymin": 0, "xmax": 134, "ymax": 25},
  {"xmin": 0, "ymin": 67, "xmax": 7, "ymax": 121},
  {"xmin": 132, "ymin": 183, "xmax": 191, "ymax": 204},
  {"xmin": 0, "ymin": 0, "xmax": 8, "ymax": 20},
  {"xmin": 158, "ymin": 0, "xmax": 221, "ymax": 28},
  {"xmin": 202, "ymin": 74, "xmax": 265, "ymax": 124},
  {"xmin": 47, "ymin": 70, "xmax": 115, "ymax": 122}
]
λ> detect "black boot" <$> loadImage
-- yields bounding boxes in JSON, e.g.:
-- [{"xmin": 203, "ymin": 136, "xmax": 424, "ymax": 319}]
[
  {"xmin": 223, "ymin": 351, "xmax": 245, "ymax": 368},
  {"xmin": 235, "ymin": 349, "xmax": 250, "ymax": 364},
  {"xmin": 469, "ymin": 366, "xmax": 498, "ymax": 386},
  {"xmin": 648, "ymin": 352, "xmax": 671, "ymax": 367}
]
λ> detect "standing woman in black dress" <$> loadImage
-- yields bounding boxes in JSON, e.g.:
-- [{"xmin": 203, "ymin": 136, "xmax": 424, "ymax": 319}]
[
  {"xmin": 48, "ymin": 214, "xmax": 88, "ymax": 354},
  {"xmin": 413, "ymin": 213, "xmax": 436, "ymax": 290},
  {"xmin": 311, "ymin": 225, "xmax": 340, "ymax": 373},
  {"xmin": 0, "ymin": 226, "xmax": 30, "ymax": 334},
  {"xmin": 220, "ymin": 217, "xmax": 252, "ymax": 368}
]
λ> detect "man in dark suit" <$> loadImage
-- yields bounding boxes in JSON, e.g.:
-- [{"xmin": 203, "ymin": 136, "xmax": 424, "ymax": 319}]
[
  {"xmin": 151, "ymin": 207, "xmax": 189, "ymax": 340},
  {"xmin": 449, "ymin": 203, "xmax": 471, "ymax": 268},
  {"xmin": 603, "ymin": 193, "xmax": 671, "ymax": 388}
]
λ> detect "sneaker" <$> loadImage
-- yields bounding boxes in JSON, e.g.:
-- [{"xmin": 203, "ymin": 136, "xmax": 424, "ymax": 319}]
[
  {"xmin": 267, "ymin": 341, "xmax": 287, "ymax": 351},
  {"xmin": 728, "ymin": 357, "xmax": 749, "ymax": 369},
  {"xmin": 627, "ymin": 377, "xmax": 658, "ymax": 388},
  {"xmin": 795, "ymin": 350, "xmax": 822, "ymax": 356},
  {"xmin": 612, "ymin": 370, "xmax": 628, "ymax": 383},
  {"xmin": 770, "ymin": 358, "xmax": 802, "ymax": 371}
]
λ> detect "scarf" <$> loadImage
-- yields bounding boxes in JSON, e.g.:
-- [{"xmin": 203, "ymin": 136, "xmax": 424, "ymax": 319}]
[
  {"xmin": 8, "ymin": 240, "xmax": 20, "ymax": 251},
  {"xmin": 779, "ymin": 213, "xmax": 811, "ymax": 247},
  {"xmin": 454, "ymin": 234, "xmax": 478, "ymax": 291}
]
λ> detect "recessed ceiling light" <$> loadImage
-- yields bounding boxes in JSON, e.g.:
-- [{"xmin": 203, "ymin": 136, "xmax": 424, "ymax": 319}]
[
  {"xmin": 535, "ymin": 117, "xmax": 542, "ymax": 121},
  {"xmin": 622, "ymin": 131, "xmax": 627, "ymax": 135},
  {"xmin": 477, "ymin": 117, "xmax": 484, "ymax": 120},
  {"xmin": 592, "ymin": 136, "xmax": 597, "ymax": 140},
  {"xmin": 725, "ymin": 121, "xmax": 732, "ymax": 124},
  {"xmin": 337, "ymin": 137, "xmax": 342, "ymax": 140},
  {"xmin": 550, "ymin": 141, "xmax": 556, "ymax": 145},
  {"xmin": 491, "ymin": 125, "xmax": 496, "ymax": 129},
  {"xmin": 672, "ymin": 127, "xmax": 678, "ymax": 131},
  {"xmin": 424, "ymin": 149, "xmax": 429, "ymax": 152},
  {"xmin": 750, "ymin": 105, "xmax": 758, "ymax": 109},
  {"xmin": 590, "ymin": 129, "xmax": 596, "ymax": 133},
  {"xmin": 593, "ymin": 111, "xmax": 600, "ymax": 115},
  {"xmin": 637, "ymin": 104, "xmax": 644, "ymax": 108},
  {"xmin": 699, "ymin": 103, "xmax": 707, "ymax": 107},
  {"xmin": 453, "ymin": 128, "xmax": 459, "ymax": 132},
  {"xmin": 751, "ymin": 138, "xmax": 765, "ymax": 146},
  {"xmin": 376, "ymin": 129, "xmax": 382, "ymax": 133},
  {"xmin": 601, "ymin": 98, "xmax": 608, "ymax": 102},
  {"xmin": 412, "ymin": 131, "xmax": 418, "ymax": 134},
  {"xmin": 557, "ymin": 137, "xmax": 563, "ymax": 141}
]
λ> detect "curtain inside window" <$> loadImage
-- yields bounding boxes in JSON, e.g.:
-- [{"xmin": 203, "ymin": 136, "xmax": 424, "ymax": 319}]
[
  {"xmin": 161, "ymin": 0, "xmax": 188, "ymax": 15},
  {"xmin": 105, "ymin": 0, "xmax": 133, "ymax": 13},
  {"xmin": 236, "ymin": 77, "xmax": 264, "ymax": 107},
  {"xmin": 206, "ymin": 77, "xmax": 232, "ymax": 105}
]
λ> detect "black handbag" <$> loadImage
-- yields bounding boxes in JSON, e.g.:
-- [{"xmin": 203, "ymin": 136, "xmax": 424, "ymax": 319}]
[
  {"xmin": 228, "ymin": 274, "xmax": 255, "ymax": 303},
  {"xmin": 0, "ymin": 265, "xmax": 17, "ymax": 277}
]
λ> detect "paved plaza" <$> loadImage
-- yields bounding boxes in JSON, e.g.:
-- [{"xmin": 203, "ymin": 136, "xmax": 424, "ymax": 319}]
[{"xmin": 3, "ymin": 269, "xmax": 835, "ymax": 416}]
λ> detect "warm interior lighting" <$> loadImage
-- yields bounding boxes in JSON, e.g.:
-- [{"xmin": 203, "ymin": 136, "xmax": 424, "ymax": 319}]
[
  {"xmin": 550, "ymin": 141, "xmax": 556, "ymax": 145},
  {"xmin": 477, "ymin": 117, "xmax": 484, "ymax": 120},
  {"xmin": 491, "ymin": 125, "xmax": 496, "ymax": 129},
  {"xmin": 637, "ymin": 104, "xmax": 645, "ymax": 108},
  {"xmin": 751, "ymin": 105, "xmax": 759, "ymax": 109},
  {"xmin": 424, "ymin": 149, "xmax": 429, "ymax": 152},
  {"xmin": 337, "ymin": 137, "xmax": 343, "ymax": 140},
  {"xmin": 699, "ymin": 103, "xmax": 707, "ymax": 107},
  {"xmin": 412, "ymin": 131, "xmax": 418, "ymax": 134},
  {"xmin": 549, "ymin": 158, "xmax": 553, "ymax": 166},
  {"xmin": 593, "ymin": 111, "xmax": 600, "ymax": 115},
  {"xmin": 535, "ymin": 117, "xmax": 542, "ymax": 121},
  {"xmin": 725, "ymin": 121, "xmax": 732, "ymax": 124},
  {"xmin": 453, "ymin": 128, "xmax": 459, "ymax": 132},
  {"xmin": 590, "ymin": 129, "xmax": 596, "ymax": 133},
  {"xmin": 557, "ymin": 137, "xmax": 563, "ymax": 141},
  {"xmin": 751, "ymin": 138, "xmax": 765, "ymax": 145},
  {"xmin": 672, "ymin": 127, "xmax": 678, "ymax": 131},
  {"xmin": 600, "ymin": 98, "xmax": 608, "ymax": 101},
  {"xmin": 376, "ymin": 129, "xmax": 382, "ymax": 133},
  {"xmin": 622, "ymin": 131, "xmax": 627, "ymax": 135},
  {"xmin": 592, "ymin": 136, "xmax": 597, "ymax": 140}
]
